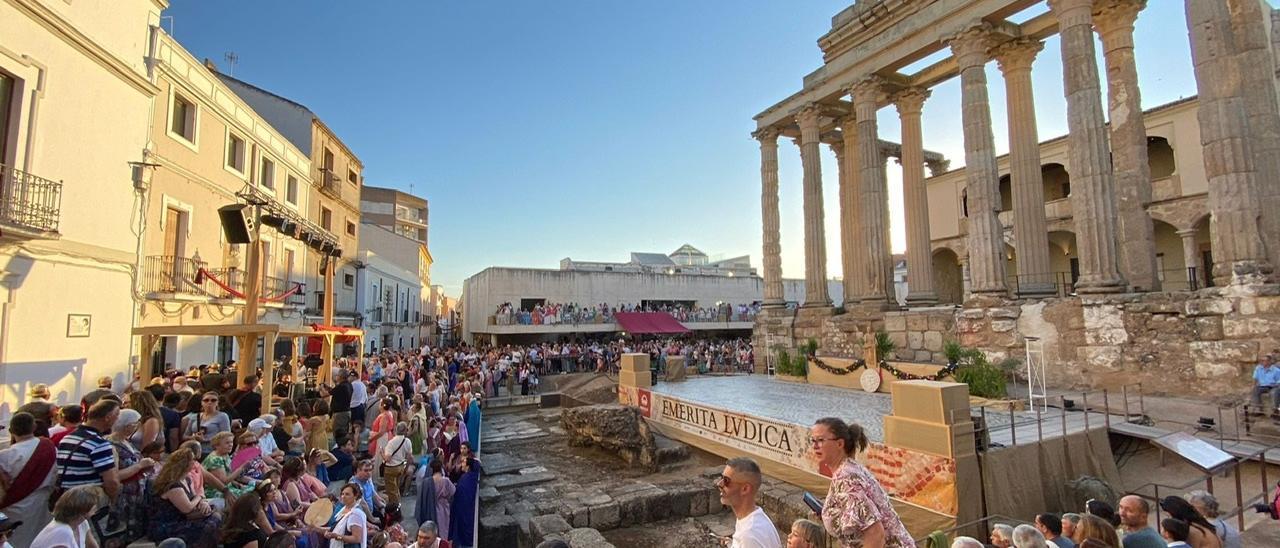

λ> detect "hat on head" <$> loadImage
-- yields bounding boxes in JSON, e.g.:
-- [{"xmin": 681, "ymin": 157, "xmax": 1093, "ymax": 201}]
[
  {"xmin": 248, "ymin": 418, "xmax": 270, "ymax": 432},
  {"xmin": 309, "ymin": 448, "xmax": 339, "ymax": 466},
  {"xmin": 0, "ymin": 511, "xmax": 22, "ymax": 533},
  {"xmin": 28, "ymin": 384, "xmax": 50, "ymax": 399},
  {"xmin": 208, "ymin": 363, "xmax": 221, "ymax": 372},
  {"xmin": 97, "ymin": 376, "xmax": 113, "ymax": 388},
  {"xmin": 256, "ymin": 414, "xmax": 278, "ymax": 426}
]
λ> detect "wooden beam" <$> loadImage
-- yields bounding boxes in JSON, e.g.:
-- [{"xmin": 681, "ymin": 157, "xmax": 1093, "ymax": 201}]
[
  {"xmin": 139, "ymin": 335, "xmax": 157, "ymax": 386},
  {"xmin": 261, "ymin": 331, "xmax": 277, "ymax": 415}
]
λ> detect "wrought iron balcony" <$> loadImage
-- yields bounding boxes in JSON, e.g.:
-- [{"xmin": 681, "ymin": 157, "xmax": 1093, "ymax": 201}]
[
  {"xmin": 318, "ymin": 170, "xmax": 342, "ymax": 198},
  {"xmin": 0, "ymin": 164, "xmax": 63, "ymax": 236},
  {"xmin": 143, "ymin": 255, "xmax": 306, "ymax": 306}
]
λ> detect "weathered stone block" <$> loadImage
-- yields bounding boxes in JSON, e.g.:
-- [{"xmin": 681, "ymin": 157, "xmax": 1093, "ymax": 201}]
[
  {"xmin": 928, "ymin": 314, "xmax": 953, "ymax": 331},
  {"xmin": 562, "ymin": 527, "xmax": 617, "ymax": 548},
  {"xmin": 572, "ymin": 505, "xmax": 590, "ymax": 528},
  {"xmin": 990, "ymin": 319, "xmax": 1017, "ymax": 333},
  {"xmin": 689, "ymin": 487, "xmax": 709, "ymax": 517},
  {"xmin": 884, "ymin": 313, "xmax": 907, "ymax": 332},
  {"xmin": 1186, "ymin": 298, "xmax": 1233, "ymax": 317},
  {"xmin": 615, "ymin": 493, "xmax": 644, "ymax": 527},
  {"xmin": 480, "ymin": 514, "xmax": 519, "ymax": 548},
  {"xmin": 707, "ymin": 487, "xmax": 725, "ymax": 514},
  {"xmin": 988, "ymin": 307, "xmax": 1020, "ymax": 319},
  {"xmin": 1190, "ymin": 341, "xmax": 1258, "ymax": 363},
  {"xmin": 1193, "ymin": 316, "xmax": 1224, "ymax": 340},
  {"xmin": 667, "ymin": 488, "xmax": 692, "ymax": 519},
  {"xmin": 907, "ymin": 331, "xmax": 923, "ymax": 349},
  {"xmin": 530, "ymin": 514, "xmax": 573, "ymax": 543},
  {"xmin": 915, "ymin": 350, "xmax": 934, "ymax": 362},
  {"xmin": 1239, "ymin": 296, "xmax": 1280, "ymax": 315},
  {"xmin": 589, "ymin": 502, "xmax": 620, "ymax": 530},
  {"xmin": 642, "ymin": 490, "xmax": 671, "ymax": 522},
  {"xmin": 889, "ymin": 332, "xmax": 907, "ymax": 350},
  {"xmin": 1078, "ymin": 346, "xmax": 1122, "ymax": 370},
  {"xmin": 1194, "ymin": 361, "xmax": 1239, "ymax": 379},
  {"xmin": 923, "ymin": 331, "xmax": 944, "ymax": 352},
  {"xmin": 1223, "ymin": 316, "xmax": 1279, "ymax": 338},
  {"xmin": 906, "ymin": 314, "xmax": 930, "ymax": 331}
]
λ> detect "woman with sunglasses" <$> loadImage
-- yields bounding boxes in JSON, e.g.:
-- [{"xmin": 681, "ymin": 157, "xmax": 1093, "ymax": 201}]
[
  {"xmin": 809, "ymin": 417, "xmax": 913, "ymax": 548},
  {"xmin": 182, "ymin": 391, "xmax": 230, "ymax": 457}
]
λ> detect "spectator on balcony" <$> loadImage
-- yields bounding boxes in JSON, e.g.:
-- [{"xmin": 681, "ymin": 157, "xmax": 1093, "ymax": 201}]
[{"xmin": 1250, "ymin": 354, "xmax": 1280, "ymax": 415}]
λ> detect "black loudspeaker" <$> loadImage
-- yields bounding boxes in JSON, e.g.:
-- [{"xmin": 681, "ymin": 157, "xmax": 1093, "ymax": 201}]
[{"xmin": 218, "ymin": 204, "xmax": 255, "ymax": 244}]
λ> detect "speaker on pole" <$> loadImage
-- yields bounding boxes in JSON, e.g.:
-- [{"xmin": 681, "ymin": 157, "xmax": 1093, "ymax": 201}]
[{"xmin": 218, "ymin": 204, "xmax": 256, "ymax": 244}]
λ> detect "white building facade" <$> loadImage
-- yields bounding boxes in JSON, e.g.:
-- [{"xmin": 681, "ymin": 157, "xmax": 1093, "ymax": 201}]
[
  {"xmin": 357, "ymin": 222, "xmax": 428, "ymax": 352},
  {"xmin": 0, "ymin": 0, "xmax": 166, "ymax": 410}
]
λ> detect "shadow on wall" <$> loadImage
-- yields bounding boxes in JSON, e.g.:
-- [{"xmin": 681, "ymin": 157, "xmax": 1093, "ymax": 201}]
[{"xmin": 0, "ymin": 358, "xmax": 89, "ymax": 420}]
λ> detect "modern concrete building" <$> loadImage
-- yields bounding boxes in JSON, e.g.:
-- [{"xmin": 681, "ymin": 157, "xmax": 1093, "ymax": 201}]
[
  {"xmin": 217, "ymin": 73, "xmax": 364, "ymax": 328},
  {"xmin": 361, "ymin": 185, "xmax": 427, "ymax": 246},
  {"xmin": 461, "ymin": 246, "xmax": 844, "ymax": 344},
  {"xmin": 1, "ymin": 0, "xmax": 167, "ymax": 410},
  {"xmin": 139, "ymin": 33, "xmax": 334, "ymax": 368},
  {"xmin": 356, "ymin": 221, "xmax": 431, "ymax": 353}
]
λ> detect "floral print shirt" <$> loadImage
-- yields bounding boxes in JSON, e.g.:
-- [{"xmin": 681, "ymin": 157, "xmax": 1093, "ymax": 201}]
[{"xmin": 821, "ymin": 458, "xmax": 916, "ymax": 547}]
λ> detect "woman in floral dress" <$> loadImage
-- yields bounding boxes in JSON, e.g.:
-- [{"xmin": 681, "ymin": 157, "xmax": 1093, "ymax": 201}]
[
  {"xmin": 810, "ymin": 417, "xmax": 915, "ymax": 548},
  {"xmin": 202, "ymin": 431, "xmax": 255, "ymax": 502}
]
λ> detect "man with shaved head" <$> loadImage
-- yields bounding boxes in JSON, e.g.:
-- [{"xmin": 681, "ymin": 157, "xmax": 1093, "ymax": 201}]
[{"xmin": 1118, "ymin": 494, "xmax": 1167, "ymax": 548}]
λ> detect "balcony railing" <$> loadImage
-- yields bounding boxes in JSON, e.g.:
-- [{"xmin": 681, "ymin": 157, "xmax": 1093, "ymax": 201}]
[
  {"xmin": 0, "ymin": 164, "xmax": 63, "ymax": 235},
  {"xmin": 143, "ymin": 256, "xmax": 306, "ymax": 306},
  {"xmin": 1006, "ymin": 272, "xmax": 1078, "ymax": 298},
  {"xmin": 1158, "ymin": 266, "xmax": 1208, "ymax": 291},
  {"xmin": 318, "ymin": 170, "xmax": 342, "ymax": 197}
]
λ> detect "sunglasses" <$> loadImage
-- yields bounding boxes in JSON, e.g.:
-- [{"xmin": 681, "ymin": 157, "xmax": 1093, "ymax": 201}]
[{"xmin": 715, "ymin": 475, "xmax": 735, "ymax": 489}]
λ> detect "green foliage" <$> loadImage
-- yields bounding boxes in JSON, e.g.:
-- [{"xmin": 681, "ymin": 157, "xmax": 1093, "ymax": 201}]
[
  {"xmin": 942, "ymin": 340, "xmax": 965, "ymax": 365},
  {"xmin": 774, "ymin": 345, "xmax": 807, "ymax": 377},
  {"xmin": 804, "ymin": 338, "xmax": 819, "ymax": 356},
  {"xmin": 874, "ymin": 331, "xmax": 896, "ymax": 361},
  {"xmin": 950, "ymin": 347, "xmax": 1011, "ymax": 399}
]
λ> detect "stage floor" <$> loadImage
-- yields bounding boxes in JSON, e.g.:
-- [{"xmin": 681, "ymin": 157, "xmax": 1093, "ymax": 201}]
[{"xmin": 651, "ymin": 374, "xmax": 1012, "ymax": 442}]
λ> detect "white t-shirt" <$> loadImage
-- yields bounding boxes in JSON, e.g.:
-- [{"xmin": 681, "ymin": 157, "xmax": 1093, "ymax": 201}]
[
  {"xmin": 732, "ymin": 506, "xmax": 781, "ymax": 548},
  {"xmin": 350, "ymin": 380, "xmax": 369, "ymax": 408},
  {"xmin": 330, "ymin": 506, "xmax": 368, "ymax": 548},
  {"xmin": 32, "ymin": 520, "xmax": 90, "ymax": 548}
]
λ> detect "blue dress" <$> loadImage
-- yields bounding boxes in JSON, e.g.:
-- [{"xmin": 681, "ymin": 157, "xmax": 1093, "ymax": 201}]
[{"xmin": 449, "ymin": 460, "xmax": 483, "ymax": 548}]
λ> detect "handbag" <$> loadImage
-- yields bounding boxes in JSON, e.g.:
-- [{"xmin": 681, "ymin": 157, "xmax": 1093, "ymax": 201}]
[{"xmin": 48, "ymin": 434, "xmax": 93, "ymax": 511}]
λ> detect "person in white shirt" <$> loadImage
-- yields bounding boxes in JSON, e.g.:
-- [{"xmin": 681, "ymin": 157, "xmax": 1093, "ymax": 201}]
[
  {"xmin": 716, "ymin": 457, "xmax": 781, "ymax": 548},
  {"xmin": 350, "ymin": 375, "xmax": 369, "ymax": 424},
  {"xmin": 1161, "ymin": 518, "xmax": 1191, "ymax": 547}
]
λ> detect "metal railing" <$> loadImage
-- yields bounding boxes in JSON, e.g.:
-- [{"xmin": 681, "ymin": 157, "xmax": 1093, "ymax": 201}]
[
  {"xmin": 143, "ymin": 256, "xmax": 305, "ymax": 306},
  {"xmin": 0, "ymin": 163, "xmax": 63, "ymax": 234},
  {"xmin": 318, "ymin": 169, "xmax": 342, "ymax": 197},
  {"xmin": 1157, "ymin": 266, "xmax": 1203, "ymax": 291},
  {"xmin": 1006, "ymin": 272, "xmax": 1077, "ymax": 298}
]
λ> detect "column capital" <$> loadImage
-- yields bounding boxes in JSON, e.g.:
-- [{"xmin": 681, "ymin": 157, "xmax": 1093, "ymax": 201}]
[
  {"xmin": 827, "ymin": 141, "xmax": 846, "ymax": 158},
  {"xmin": 992, "ymin": 37, "xmax": 1044, "ymax": 74},
  {"xmin": 847, "ymin": 76, "xmax": 890, "ymax": 106},
  {"xmin": 1092, "ymin": 0, "xmax": 1144, "ymax": 31},
  {"xmin": 752, "ymin": 127, "xmax": 780, "ymax": 144},
  {"xmin": 926, "ymin": 159, "xmax": 951, "ymax": 176},
  {"xmin": 891, "ymin": 87, "xmax": 931, "ymax": 117},
  {"xmin": 945, "ymin": 22, "xmax": 996, "ymax": 70},
  {"xmin": 839, "ymin": 115, "xmax": 858, "ymax": 136},
  {"xmin": 1048, "ymin": 0, "xmax": 1095, "ymax": 27},
  {"xmin": 796, "ymin": 103, "xmax": 823, "ymax": 144}
]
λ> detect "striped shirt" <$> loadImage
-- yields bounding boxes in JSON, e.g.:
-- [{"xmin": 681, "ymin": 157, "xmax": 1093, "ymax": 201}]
[{"xmin": 55, "ymin": 425, "xmax": 114, "ymax": 487}]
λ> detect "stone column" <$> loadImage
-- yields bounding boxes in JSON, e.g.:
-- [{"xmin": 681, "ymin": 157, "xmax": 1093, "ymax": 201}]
[
  {"xmin": 850, "ymin": 78, "xmax": 895, "ymax": 308},
  {"xmin": 839, "ymin": 117, "xmax": 864, "ymax": 308},
  {"xmin": 893, "ymin": 87, "xmax": 938, "ymax": 305},
  {"xmin": 993, "ymin": 38, "xmax": 1056, "ymax": 297},
  {"xmin": 755, "ymin": 128, "xmax": 785, "ymax": 307},
  {"xmin": 796, "ymin": 104, "xmax": 831, "ymax": 307},
  {"xmin": 1176, "ymin": 228, "xmax": 1202, "ymax": 289},
  {"xmin": 945, "ymin": 24, "xmax": 1007, "ymax": 298},
  {"xmin": 1225, "ymin": 0, "xmax": 1280, "ymax": 271},
  {"xmin": 1094, "ymin": 0, "xmax": 1158, "ymax": 292},
  {"xmin": 1048, "ymin": 0, "xmax": 1127, "ymax": 293},
  {"xmin": 1185, "ymin": 0, "xmax": 1272, "ymax": 283}
]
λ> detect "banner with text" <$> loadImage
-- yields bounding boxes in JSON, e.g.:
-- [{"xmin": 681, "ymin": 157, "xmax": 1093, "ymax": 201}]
[{"xmin": 619, "ymin": 385, "xmax": 957, "ymax": 516}]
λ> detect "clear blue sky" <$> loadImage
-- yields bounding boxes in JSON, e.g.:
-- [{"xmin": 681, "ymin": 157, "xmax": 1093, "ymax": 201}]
[{"xmin": 163, "ymin": 1, "xmax": 1203, "ymax": 296}]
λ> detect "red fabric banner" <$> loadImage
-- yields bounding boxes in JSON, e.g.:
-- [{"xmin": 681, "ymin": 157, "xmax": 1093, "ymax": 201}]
[{"xmin": 613, "ymin": 312, "xmax": 691, "ymax": 334}]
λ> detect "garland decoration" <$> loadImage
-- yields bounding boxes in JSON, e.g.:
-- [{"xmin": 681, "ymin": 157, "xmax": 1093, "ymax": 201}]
[{"xmin": 806, "ymin": 355, "xmax": 960, "ymax": 381}]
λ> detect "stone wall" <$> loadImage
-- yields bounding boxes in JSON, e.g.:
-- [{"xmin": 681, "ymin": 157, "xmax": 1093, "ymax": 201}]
[{"xmin": 754, "ymin": 283, "xmax": 1280, "ymax": 400}]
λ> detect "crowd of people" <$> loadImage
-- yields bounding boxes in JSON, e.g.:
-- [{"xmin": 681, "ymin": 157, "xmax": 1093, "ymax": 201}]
[
  {"xmin": 475, "ymin": 337, "xmax": 755, "ymax": 380},
  {"xmin": 951, "ymin": 491, "xmax": 1248, "ymax": 548},
  {"xmin": 0, "ymin": 344, "xmax": 497, "ymax": 548},
  {"xmin": 492, "ymin": 301, "xmax": 761, "ymax": 326},
  {"xmin": 693, "ymin": 415, "xmax": 1253, "ymax": 548}
]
